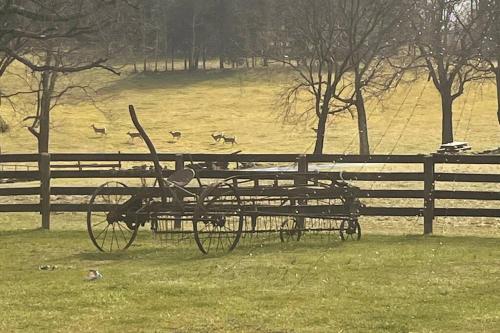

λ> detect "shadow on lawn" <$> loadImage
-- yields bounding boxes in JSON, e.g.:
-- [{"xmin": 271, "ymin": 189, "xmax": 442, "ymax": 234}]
[{"xmin": 99, "ymin": 69, "xmax": 243, "ymax": 93}]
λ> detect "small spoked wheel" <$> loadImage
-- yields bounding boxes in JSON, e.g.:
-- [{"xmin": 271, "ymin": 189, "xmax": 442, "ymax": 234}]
[
  {"xmin": 340, "ymin": 218, "xmax": 361, "ymax": 241},
  {"xmin": 193, "ymin": 182, "xmax": 244, "ymax": 254},
  {"xmin": 87, "ymin": 182, "xmax": 140, "ymax": 252},
  {"xmin": 279, "ymin": 218, "xmax": 302, "ymax": 242}
]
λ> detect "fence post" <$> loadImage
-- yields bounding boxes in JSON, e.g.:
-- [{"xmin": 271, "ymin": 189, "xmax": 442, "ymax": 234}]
[
  {"xmin": 295, "ymin": 155, "xmax": 308, "ymax": 229},
  {"xmin": 423, "ymin": 155, "xmax": 435, "ymax": 235},
  {"xmin": 174, "ymin": 154, "xmax": 184, "ymax": 229},
  {"xmin": 39, "ymin": 153, "xmax": 51, "ymax": 230}
]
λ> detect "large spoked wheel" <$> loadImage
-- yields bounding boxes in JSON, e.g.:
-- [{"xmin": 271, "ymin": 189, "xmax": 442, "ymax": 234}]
[
  {"xmin": 87, "ymin": 181, "xmax": 140, "ymax": 252},
  {"xmin": 279, "ymin": 218, "xmax": 302, "ymax": 242},
  {"xmin": 193, "ymin": 182, "xmax": 244, "ymax": 254},
  {"xmin": 340, "ymin": 218, "xmax": 361, "ymax": 241}
]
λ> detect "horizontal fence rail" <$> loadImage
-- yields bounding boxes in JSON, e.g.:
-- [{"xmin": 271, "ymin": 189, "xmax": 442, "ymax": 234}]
[{"xmin": 0, "ymin": 153, "xmax": 499, "ymax": 232}]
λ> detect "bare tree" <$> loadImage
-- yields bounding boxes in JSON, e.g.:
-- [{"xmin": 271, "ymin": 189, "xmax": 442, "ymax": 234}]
[
  {"xmin": 477, "ymin": 0, "xmax": 500, "ymax": 125},
  {"xmin": 408, "ymin": 0, "xmax": 492, "ymax": 144},
  {"xmin": 330, "ymin": 0, "xmax": 409, "ymax": 155},
  {"xmin": 278, "ymin": 0, "xmax": 408, "ymax": 155},
  {"xmin": 0, "ymin": 0, "xmax": 121, "ymax": 154}
]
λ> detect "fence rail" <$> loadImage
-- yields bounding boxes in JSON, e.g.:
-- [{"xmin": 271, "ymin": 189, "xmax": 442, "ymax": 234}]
[{"xmin": 1, "ymin": 153, "xmax": 499, "ymax": 233}]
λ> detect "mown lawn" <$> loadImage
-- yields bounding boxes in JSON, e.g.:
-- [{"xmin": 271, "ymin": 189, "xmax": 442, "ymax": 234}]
[{"xmin": 0, "ymin": 216, "xmax": 498, "ymax": 332}]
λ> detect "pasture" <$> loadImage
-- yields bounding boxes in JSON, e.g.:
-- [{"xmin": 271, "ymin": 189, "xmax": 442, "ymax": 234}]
[
  {"xmin": 0, "ymin": 215, "xmax": 499, "ymax": 333},
  {"xmin": 1, "ymin": 67, "xmax": 499, "ymax": 332},
  {"xmin": 0, "ymin": 67, "xmax": 499, "ymax": 155}
]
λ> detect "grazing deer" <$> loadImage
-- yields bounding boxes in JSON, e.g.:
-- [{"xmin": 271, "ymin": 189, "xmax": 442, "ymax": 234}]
[
  {"xmin": 211, "ymin": 133, "xmax": 224, "ymax": 142},
  {"xmin": 169, "ymin": 131, "xmax": 181, "ymax": 140},
  {"xmin": 91, "ymin": 124, "xmax": 107, "ymax": 136},
  {"xmin": 127, "ymin": 131, "xmax": 142, "ymax": 141},
  {"xmin": 222, "ymin": 135, "xmax": 237, "ymax": 145}
]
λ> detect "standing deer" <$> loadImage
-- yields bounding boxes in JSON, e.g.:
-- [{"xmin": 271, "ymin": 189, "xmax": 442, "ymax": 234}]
[
  {"xmin": 169, "ymin": 131, "xmax": 181, "ymax": 140},
  {"xmin": 91, "ymin": 124, "xmax": 107, "ymax": 136},
  {"xmin": 222, "ymin": 135, "xmax": 237, "ymax": 145},
  {"xmin": 211, "ymin": 133, "xmax": 224, "ymax": 142},
  {"xmin": 127, "ymin": 131, "xmax": 142, "ymax": 141}
]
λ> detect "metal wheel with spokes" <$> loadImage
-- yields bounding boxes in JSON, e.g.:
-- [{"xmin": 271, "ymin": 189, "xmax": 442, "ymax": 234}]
[
  {"xmin": 279, "ymin": 218, "xmax": 302, "ymax": 242},
  {"xmin": 339, "ymin": 218, "xmax": 361, "ymax": 241},
  {"xmin": 193, "ymin": 182, "xmax": 244, "ymax": 254},
  {"xmin": 87, "ymin": 181, "xmax": 140, "ymax": 252}
]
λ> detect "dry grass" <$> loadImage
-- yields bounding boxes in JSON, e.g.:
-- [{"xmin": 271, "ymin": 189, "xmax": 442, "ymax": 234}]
[{"xmin": 0, "ymin": 66, "xmax": 498, "ymax": 155}]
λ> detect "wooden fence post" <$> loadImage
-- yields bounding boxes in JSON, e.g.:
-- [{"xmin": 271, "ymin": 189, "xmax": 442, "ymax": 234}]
[
  {"xmin": 423, "ymin": 155, "xmax": 435, "ymax": 235},
  {"xmin": 295, "ymin": 155, "xmax": 308, "ymax": 229},
  {"xmin": 174, "ymin": 154, "xmax": 184, "ymax": 229},
  {"xmin": 39, "ymin": 153, "xmax": 51, "ymax": 230}
]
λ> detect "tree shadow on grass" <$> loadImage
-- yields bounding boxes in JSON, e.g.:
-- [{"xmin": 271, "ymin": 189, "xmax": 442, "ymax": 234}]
[{"xmin": 99, "ymin": 69, "xmax": 243, "ymax": 94}]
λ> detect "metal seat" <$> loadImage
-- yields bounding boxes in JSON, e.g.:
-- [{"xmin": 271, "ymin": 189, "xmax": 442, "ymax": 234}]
[{"xmin": 166, "ymin": 168, "xmax": 195, "ymax": 187}]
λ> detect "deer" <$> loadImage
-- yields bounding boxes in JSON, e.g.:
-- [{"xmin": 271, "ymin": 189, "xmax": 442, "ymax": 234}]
[
  {"xmin": 211, "ymin": 133, "xmax": 224, "ymax": 142},
  {"xmin": 91, "ymin": 124, "xmax": 107, "ymax": 136},
  {"xmin": 222, "ymin": 135, "xmax": 237, "ymax": 145},
  {"xmin": 127, "ymin": 131, "xmax": 142, "ymax": 141},
  {"xmin": 169, "ymin": 131, "xmax": 181, "ymax": 140}
]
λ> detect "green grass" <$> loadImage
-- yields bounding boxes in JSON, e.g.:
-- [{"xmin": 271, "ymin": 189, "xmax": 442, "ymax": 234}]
[{"xmin": 0, "ymin": 216, "xmax": 499, "ymax": 332}]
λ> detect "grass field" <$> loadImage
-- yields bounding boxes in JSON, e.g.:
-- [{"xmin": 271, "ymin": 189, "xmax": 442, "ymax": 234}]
[
  {"xmin": 1, "ymin": 66, "xmax": 499, "ymax": 332},
  {"xmin": 0, "ymin": 66, "xmax": 499, "ymax": 154},
  {"xmin": 0, "ymin": 215, "xmax": 498, "ymax": 333}
]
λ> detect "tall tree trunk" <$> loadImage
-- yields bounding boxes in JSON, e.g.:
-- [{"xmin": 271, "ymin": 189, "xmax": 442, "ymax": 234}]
[
  {"xmin": 354, "ymin": 75, "xmax": 370, "ymax": 155},
  {"xmin": 313, "ymin": 109, "xmax": 328, "ymax": 155},
  {"xmin": 440, "ymin": 90, "xmax": 454, "ymax": 144},
  {"xmin": 171, "ymin": 44, "xmax": 175, "ymax": 71},
  {"xmin": 38, "ymin": 72, "xmax": 51, "ymax": 154},
  {"xmin": 219, "ymin": 56, "xmax": 225, "ymax": 69},
  {"xmin": 154, "ymin": 30, "xmax": 159, "ymax": 72},
  {"xmin": 141, "ymin": 5, "xmax": 147, "ymax": 73},
  {"xmin": 190, "ymin": 10, "xmax": 197, "ymax": 71},
  {"xmin": 496, "ymin": 67, "xmax": 500, "ymax": 125},
  {"xmin": 313, "ymin": 89, "xmax": 333, "ymax": 155},
  {"xmin": 202, "ymin": 47, "xmax": 206, "ymax": 70}
]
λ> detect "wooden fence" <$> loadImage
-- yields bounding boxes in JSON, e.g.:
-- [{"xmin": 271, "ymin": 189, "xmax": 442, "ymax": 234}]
[{"xmin": 0, "ymin": 153, "xmax": 499, "ymax": 233}]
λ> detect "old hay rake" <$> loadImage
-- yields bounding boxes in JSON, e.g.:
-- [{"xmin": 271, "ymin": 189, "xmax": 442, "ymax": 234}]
[{"xmin": 86, "ymin": 105, "xmax": 363, "ymax": 254}]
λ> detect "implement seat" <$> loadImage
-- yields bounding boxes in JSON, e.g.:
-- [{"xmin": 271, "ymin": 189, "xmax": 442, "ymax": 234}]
[{"xmin": 166, "ymin": 168, "xmax": 195, "ymax": 188}]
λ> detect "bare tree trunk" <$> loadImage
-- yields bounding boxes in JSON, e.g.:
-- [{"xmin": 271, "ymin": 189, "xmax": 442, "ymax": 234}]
[
  {"xmin": 142, "ymin": 5, "xmax": 147, "ymax": 73},
  {"xmin": 496, "ymin": 66, "xmax": 500, "ymax": 125},
  {"xmin": 38, "ymin": 72, "xmax": 51, "ymax": 154},
  {"xmin": 190, "ymin": 10, "xmax": 197, "ymax": 71},
  {"xmin": 440, "ymin": 90, "xmax": 454, "ymax": 144},
  {"xmin": 354, "ymin": 73, "xmax": 370, "ymax": 155},
  {"xmin": 313, "ymin": 89, "xmax": 333, "ymax": 155},
  {"xmin": 313, "ymin": 110, "xmax": 328, "ymax": 155},
  {"xmin": 171, "ymin": 44, "xmax": 175, "ymax": 71},
  {"xmin": 202, "ymin": 47, "xmax": 206, "ymax": 70},
  {"xmin": 355, "ymin": 95, "xmax": 370, "ymax": 155},
  {"xmin": 154, "ymin": 30, "xmax": 159, "ymax": 72}
]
